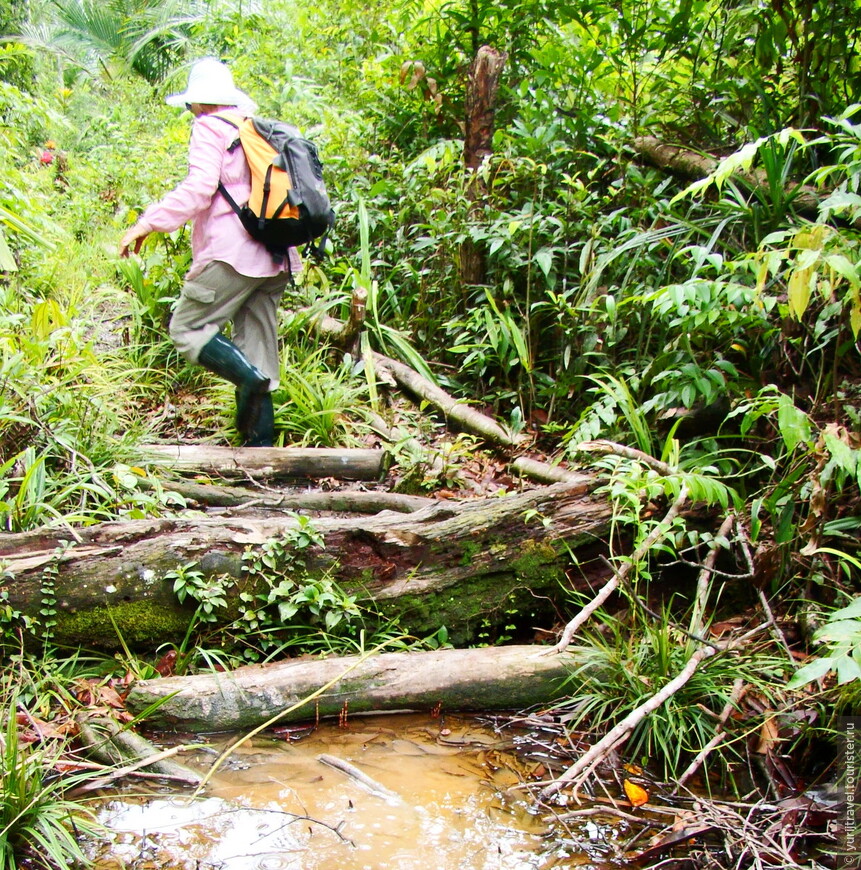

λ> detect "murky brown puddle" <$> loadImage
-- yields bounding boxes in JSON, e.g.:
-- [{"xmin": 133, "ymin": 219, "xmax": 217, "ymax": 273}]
[{"xmin": 88, "ymin": 713, "xmax": 587, "ymax": 869}]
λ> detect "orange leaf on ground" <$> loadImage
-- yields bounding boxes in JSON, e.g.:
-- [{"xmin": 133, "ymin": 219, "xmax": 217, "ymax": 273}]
[{"xmin": 623, "ymin": 778, "xmax": 649, "ymax": 807}]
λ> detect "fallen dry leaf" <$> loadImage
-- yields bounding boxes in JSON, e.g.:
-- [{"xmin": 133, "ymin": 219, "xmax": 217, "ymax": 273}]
[{"xmin": 624, "ymin": 778, "xmax": 649, "ymax": 807}]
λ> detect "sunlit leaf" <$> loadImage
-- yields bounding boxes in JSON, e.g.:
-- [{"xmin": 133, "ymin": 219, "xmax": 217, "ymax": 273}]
[
  {"xmin": 786, "ymin": 655, "xmax": 835, "ymax": 689},
  {"xmin": 0, "ymin": 228, "xmax": 17, "ymax": 272},
  {"xmin": 787, "ymin": 267, "xmax": 813, "ymax": 319}
]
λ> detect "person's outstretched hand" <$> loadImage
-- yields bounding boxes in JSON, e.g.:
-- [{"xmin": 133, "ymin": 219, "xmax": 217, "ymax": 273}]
[{"xmin": 119, "ymin": 224, "xmax": 149, "ymax": 257}]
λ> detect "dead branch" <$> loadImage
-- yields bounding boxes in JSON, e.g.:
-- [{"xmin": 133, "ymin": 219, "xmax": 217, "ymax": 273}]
[
  {"xmin": 318, "ymin": 753, "xmax": 402, "ymax": 802},
  {"xmin": 689, "ymin": 514, "xmax": 736, "ymax": 636},
  {"xmin": 575, "ymin": 440, "xmax": 676, "ymax": 476},
  {"xmin": 70, "ymin": 744, "xmax": 200, "ymax": 792},
  {"xmin": 372, "ymin": 351, "xmax": 523, "ymax": 449},
  {"xmin": 510, "ymin": 456, "xmax": 584, "ymax": 485},
  {"xmin": 142, "ymin": 476, "xmax": 432, "ymax": 514},
  {"xmin": 539, "ymin": 642, "xmax": 715, "ymax": 800},
  {"xmin": 139, "ymin": 444, "xmax": 385, "ymax": 481},
  {"xmin": 547, "ymin": 483, "xmax": 690, "ymax": 655},
  {"xmin": 76, "ymin": 715, "xmax": 201, "ymax": 786},
  {"xmin": 675, "ymin": 678, "xmax": 746, "ymax": 790}
]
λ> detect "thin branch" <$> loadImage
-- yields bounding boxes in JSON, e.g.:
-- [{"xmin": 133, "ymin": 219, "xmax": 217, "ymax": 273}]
[
  {"xmin": 757, "ymin": 589, "xmax": 798, "ymax": 668},
  {"xmin": 689, "ymin": 514, "xmax": 736, "ymax": 636},
  {"xmin": 539, "ymin": 642, "xmax": 715, "ymax": 800},
  {"xmin": 547, "ymin": 483, "xmax": 689, "ymax": 654},
  {"xmin": 575, "ymin": 440, "xmax": 676, "ymax": 476},
  {"xmin": 674, "ymin": 677, "xmax": 746, "ymax": 791}
]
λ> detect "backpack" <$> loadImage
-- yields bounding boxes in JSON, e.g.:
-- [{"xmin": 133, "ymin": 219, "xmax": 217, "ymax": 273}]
[{"xmin": 213, "ymin": 112, "xmax": 335, "ymax": 262}]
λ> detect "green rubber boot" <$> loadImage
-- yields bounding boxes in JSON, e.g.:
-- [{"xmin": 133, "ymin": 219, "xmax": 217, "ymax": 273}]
[
  {"xmin": 197, "ymin": 333, "xmax": 270, "ymax": 437},
  {"xmin": 243, "ymin": 392, "xmax": 275, "ymax": 447}
]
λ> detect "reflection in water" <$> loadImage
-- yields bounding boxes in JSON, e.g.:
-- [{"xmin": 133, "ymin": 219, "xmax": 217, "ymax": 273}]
[{"xmin": 90, "ymin": 713, "xmax": 574, "ymax": 870}]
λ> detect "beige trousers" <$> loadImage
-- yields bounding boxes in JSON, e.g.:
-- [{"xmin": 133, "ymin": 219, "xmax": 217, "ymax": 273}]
[{"xmin": 169, "ymin": 260, "xmax": 288, "ymax": 389}]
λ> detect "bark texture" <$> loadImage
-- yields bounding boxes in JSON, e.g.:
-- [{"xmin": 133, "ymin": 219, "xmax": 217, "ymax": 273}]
[
  {"xmin": 140, "ymin": 444, "xmax": 385, "ymax": 481},
  {"xmin": 632, "ymin": 135, "xmax": 828, "ymax": 218},
  {"xmin": 126, "ymin": 644, "xmax": 579, "ymax": 732},
  {"xmin": 461, "ymin": 45, "xmax": 507, "ymax": 288},
  {"xmin": 1, "ymin": 479, "xmax": 611, "ymax": 648}
]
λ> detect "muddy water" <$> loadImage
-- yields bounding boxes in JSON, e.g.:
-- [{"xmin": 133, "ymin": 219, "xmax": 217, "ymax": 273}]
[{"xmin": 89, "ymin": 713, "xmax": 577, "ymax": 870}]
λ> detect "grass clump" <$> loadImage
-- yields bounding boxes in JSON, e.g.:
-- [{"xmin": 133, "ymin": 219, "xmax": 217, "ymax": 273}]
[{"xmin": 0, "ymin": 658, "xmax": 105, "ymax": 870}]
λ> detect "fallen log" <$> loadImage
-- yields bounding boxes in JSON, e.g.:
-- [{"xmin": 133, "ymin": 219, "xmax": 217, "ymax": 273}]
[
  {"xmin": 632, "ymin": 135, "xmax": 830, "ymax": 219},
  {"xmin": 1, "ymin": 478, "xmax": 612, "ymax": 648},
  {"xmin": 143, "ymin": 477, "xmax": 433, "ymax": 514},
  {"xmin": 373, "ymin": 352, "xmax": 523, "ymax": 449},
  {"xmin": 138, "ymin": 444, "xmax": 385, "ymax": 481},
  {"xmin": 125, "ymin": 644, "xmax": 579, "ymax": 732},
  {"xmin": 76, "ymin": 715, "xmax": 202, "ymax": 785}
]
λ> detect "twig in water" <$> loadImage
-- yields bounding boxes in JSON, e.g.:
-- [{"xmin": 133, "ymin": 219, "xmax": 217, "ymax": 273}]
[
  {"xmin": 319, "ymin": 753, "xmax": 403, "ymax": 803},
  {"xmin": 71, "ymin": 745, "xmax": 200, "ymax": 792}
]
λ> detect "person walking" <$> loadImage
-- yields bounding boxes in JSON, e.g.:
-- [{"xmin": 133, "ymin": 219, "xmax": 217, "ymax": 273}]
[{"xmin": 120, "ymin": 57, "xmax": 300, "ymax": 447}]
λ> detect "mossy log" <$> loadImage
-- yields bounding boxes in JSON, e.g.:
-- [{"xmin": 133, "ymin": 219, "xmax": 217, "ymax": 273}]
[
  {"xmin": 0, "ymin": 478, "xmax": 612, "ymax": 649},
  {"xmin": 126, "ymin": 644, "xmax": 578, "ymax": 732}
]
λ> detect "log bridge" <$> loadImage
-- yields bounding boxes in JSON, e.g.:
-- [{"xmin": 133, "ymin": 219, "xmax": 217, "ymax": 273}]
[{"xmin": 0, "ymin": 477, "xmax": 613, "ymax": 649}]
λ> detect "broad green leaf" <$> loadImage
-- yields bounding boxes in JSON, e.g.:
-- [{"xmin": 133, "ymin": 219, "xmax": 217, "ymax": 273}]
[
  {"xmin": 825, "ymin": 253, "xmax": 860, "ymax": 286},
  {"xmin": 819, "ymin": 189, "xmax": 861, "ymax": 217},
  {"xmin": 776, "ymin": 394, "xmax": 811, "ymax": 452},
  {"xmin": 823, "ymin": 427, "xmax": 860, "ymax": 477},
  {"xmin": 852, "ymin": 304, "xmax": 861, "ymax": 338},
  {"xmin": 836, "ymin": 654, "xmax": 861, "ymax": 684},
  {"xmin": 535, "ymin": 247, "xmax": 553, "ymax": 278},
  {"xmin": 785, "ymin": 656, "xmax": 835, "ymax": 689},
  {"xmin": 827, "ymin": 597, "xmax": 861, "ymax": 621},
  {"xmin": 795, "ymin": 248, "xmax": 821, "ymax": 269},
  {"xmin": 815, "ymin": 618, "xmax": 861, "ymax": 643}
]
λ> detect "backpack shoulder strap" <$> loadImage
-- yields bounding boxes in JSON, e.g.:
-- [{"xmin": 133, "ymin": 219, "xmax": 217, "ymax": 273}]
[
  {"xmin": 211, "ymin": 113, "xmax": 247, "ymax": 217},
  {"xmin": 211, "ymin": 111, "xmax": 245, "ymax": 153}
]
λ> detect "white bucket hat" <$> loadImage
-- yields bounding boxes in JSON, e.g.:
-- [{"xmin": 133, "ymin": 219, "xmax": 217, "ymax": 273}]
[{"xmin": 166, "ymin": 58, "xmax": 257, "ymax": 112}]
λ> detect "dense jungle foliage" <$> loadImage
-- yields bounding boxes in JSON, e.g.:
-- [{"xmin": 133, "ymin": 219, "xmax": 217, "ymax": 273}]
[{"xmin": 1, "ymin": 0, "xmax": 861, "ymax": 866}]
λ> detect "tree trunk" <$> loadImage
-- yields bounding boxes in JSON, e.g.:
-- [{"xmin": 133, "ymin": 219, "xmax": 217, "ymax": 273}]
[
  {"xmin": 1, "ymin": 479, "xmax": 612, "ymax": 649},
  {"xmin": 461, "ymin": 45, "xmax": 507, "ymax": 289},
  {"xmin": 126, "ymin": 644, "xmax": 580, "ymax": 732}
]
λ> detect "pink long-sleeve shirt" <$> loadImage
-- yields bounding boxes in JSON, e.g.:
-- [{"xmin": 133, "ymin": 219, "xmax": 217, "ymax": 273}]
[{"xmin": 137, "ymin": 109, "xmax": 300, "ymax": 279}]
